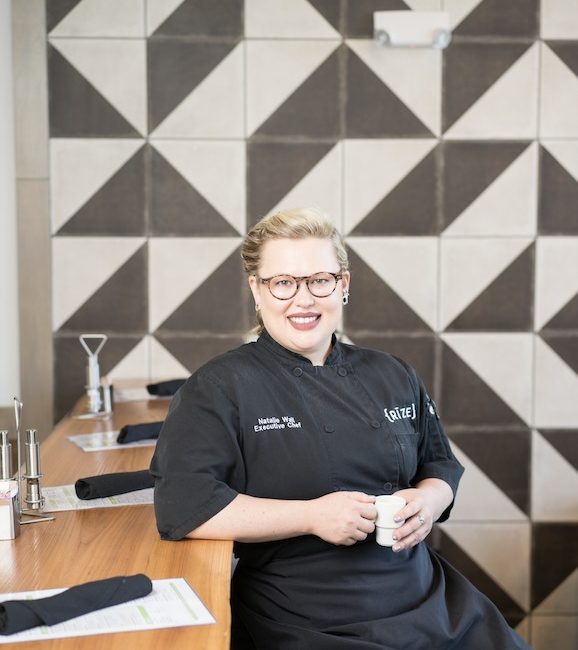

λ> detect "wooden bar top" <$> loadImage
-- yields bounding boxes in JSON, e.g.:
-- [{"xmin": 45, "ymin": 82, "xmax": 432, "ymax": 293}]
[{"xmin": 0, "ymin": 396, "xmax": 233, "ymax": 649}]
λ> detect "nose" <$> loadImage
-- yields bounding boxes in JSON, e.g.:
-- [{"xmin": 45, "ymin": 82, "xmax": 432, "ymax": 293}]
[{"xmin": 294, "ymin": 279, "xmax": 315, "ymax": 305}]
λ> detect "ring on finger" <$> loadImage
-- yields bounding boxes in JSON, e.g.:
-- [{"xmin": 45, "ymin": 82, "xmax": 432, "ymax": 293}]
[{"xmin": 417, "ymin": 515, "xmax": 425, "ymax": 526}]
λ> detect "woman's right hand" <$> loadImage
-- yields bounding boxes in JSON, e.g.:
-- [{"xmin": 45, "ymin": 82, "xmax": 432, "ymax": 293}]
[{"xmin": 308, "ymin": 492, "xmax": 377, "ymax": 545}]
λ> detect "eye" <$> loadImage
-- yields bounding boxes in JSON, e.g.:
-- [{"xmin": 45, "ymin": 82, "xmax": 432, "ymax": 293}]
[
  {"xmin": 271, "ymin": 276, "xmax": 294, "ymax": 288},
  {"xmin": 310, "ymin": 277, "xmax": 330, "ymax": 286}
]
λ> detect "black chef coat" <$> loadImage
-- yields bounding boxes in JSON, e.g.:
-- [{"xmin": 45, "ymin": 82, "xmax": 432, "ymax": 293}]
[{"xmin": 151, "ymin": 331, "xmax": 530, "ymax": 650}]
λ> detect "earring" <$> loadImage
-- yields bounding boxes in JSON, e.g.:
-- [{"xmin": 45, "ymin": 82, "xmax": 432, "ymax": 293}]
[
  {"xmin": 255, "ymin": 304, "xmax": 261, "ymax": 312},
  {"xmin": 342, "ymin": 292, "xmax": 349, "ymax": 306}
]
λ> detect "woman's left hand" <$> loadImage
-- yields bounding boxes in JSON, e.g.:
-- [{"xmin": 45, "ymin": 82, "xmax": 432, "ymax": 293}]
[{"xmin": 389, "ymin": 479, "xmax": 454, "ymax": 553}]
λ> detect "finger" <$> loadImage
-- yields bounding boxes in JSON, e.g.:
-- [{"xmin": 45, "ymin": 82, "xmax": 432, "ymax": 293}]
[
  {"xmin": 358, "ymin": 519, "xmax": 375, "ymax": 535},
  {"xmin": 353, "ymin": 530, "xmax": 368, "ymax": 542},
  {"xmin": 395, "ymin": 501, "xmax": 422, "ymax": 523},
  {"xmin": 360, "ymin": 504, "xmax": 377, "ymax": 520},
  {"xmin": 349, "ymin": 492, "xmax": 376, "ymax": 503}
]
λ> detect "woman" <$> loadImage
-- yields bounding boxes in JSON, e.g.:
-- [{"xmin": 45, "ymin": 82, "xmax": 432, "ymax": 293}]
[{"xmin": 151, "ymin": 208, "xmax": 529, "ymax": 649}]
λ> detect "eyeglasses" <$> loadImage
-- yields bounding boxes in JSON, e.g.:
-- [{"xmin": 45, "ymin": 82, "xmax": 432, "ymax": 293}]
[{"xmin": 257, "ymin": 272, "xmax": 343, "ymax": 300}]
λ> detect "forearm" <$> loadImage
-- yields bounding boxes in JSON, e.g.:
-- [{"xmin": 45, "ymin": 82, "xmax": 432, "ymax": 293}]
[
  {"xmin": 415, "ymin": 478, "xmax": 454, "ymax": 522},
  {"xmin": 186, "ymin": 494, "xmax": 313, "ymax": 543}
]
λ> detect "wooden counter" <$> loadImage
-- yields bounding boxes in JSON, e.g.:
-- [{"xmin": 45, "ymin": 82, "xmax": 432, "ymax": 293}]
[{"xmin": 0, "ymin": 397, "xmax": 233, "ymax": 649}]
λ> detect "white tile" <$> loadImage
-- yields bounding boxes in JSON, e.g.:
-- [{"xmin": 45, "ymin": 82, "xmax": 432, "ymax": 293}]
[
  {"xmin": 146, "ymin": 0, "xmax": 186, "ymax": 35},
  {"xmin": 442, "ymin": 142, "xmax": 538, "ymax": 237},
  {"xmin": 540, "ymin": 43, "xmax": 578, "ymax": 138},
  {"xmin": 442, "ymin": 333, "xmax": 534, "ymax": 424},
  {"xmin": 343, "ymin": 139, "xmax": 436, "ymax": 234},
  {"xmin": 439, "ymin": 238, "xmax": 533, "ymax": 330},
  {"xmin": 269, "ymin": 143, "xmax": 343, "ymax": 231},
  {"xmin": 534, "ymin": 338, "xmax": 578, "ymax": 428},
  {"xmin": 346, "ymin": 40, "xmax": 442, "ymax": 135},
  {"xmin": 150, "ymin": 43, "xmax": 244, "ymax": 139},
  {"xmin": 347, "ymin": 237, "xmax": 439, "ymax": 330},
  {"xmin": 246, "ymin": 40, "xmax": 339, "ymax": 135},
  {"xmin": 151, "ymin": 140, "xmax": 246, "ymax": 235},
  {"xmin": 534, "ymin": 237, "xmax": 578, "ymax": 331},
  {"xmin": 50, "ymin": 38, "xmax": 147, "ymax": 135},
  {"xmin": 449, "ymin": 443, "xmax": 528, "ymax": 522},
  {"xmin": 50, "ymin": 0, "xmax": 145, "ymax": 37},
  {"xmin": 245, "ymin": 0, "xmax": 340, "ymax": 38},
  {"xmin": 148, "ymin": 237, "xmax": 241, "ymax": 332},
  {"xmin": 441, "ymin": 522, "xmax": 531, "ymax": 610},
  {"xmin": 541, "ymin": 140, "xmax": 578, "ymax": 182},
  {"xmin": 108, "ymin": 336, "xmax": 149, "ymax": 381},
  {"xmin": 531, "ymin": 614, "xmax": 578, "ymax": 650},
  {"xmin": 444, "ymin": 44, "xmax": 539, "ymax": 140},
  {"xmin": 150, "ymin": 337, "xmax": 190, "ymax": 378},
  {"xmin": 50, "ymin": 139, "xmax": 143, "ymax": 233},
  {"xmin": 52, "ymin": 237, "xmax": 145, "ymax": 331},
  {"xmin": 541, "ymin": 0, "xmax": 578, "ymax": 39}
]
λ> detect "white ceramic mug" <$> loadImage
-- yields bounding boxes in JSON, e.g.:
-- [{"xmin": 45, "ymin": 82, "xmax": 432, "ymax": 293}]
[{"xmin": 375, "ymin": 495, "xmax": 406, "ymax": 547}]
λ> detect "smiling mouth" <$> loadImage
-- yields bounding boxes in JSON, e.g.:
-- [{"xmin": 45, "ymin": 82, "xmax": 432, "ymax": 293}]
[{"xmin": 288, "ymin": 314, "xmax": 321, "ymax": 330}]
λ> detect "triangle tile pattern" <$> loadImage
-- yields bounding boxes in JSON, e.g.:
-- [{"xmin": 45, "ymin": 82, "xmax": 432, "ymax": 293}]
[
  {"xmin": 533, "ymin": 566, "xmax": 578, "ymax": 614},
  {"xmin": 442, "ymin": 142, "xmax": 529, "ymax": 231},
  {"xmin": 46, "ymin": 0, "xmax": 84, "ymax": 33},
  {"xmin": 107, "ymin": 336, "xmax": 150, "ymax": 382},
  {"xmin": 453, "ymin": 0, "xmax": 538, "ymax": 37},
  {"xmin": 307, "ymin": 0, "xmax": 342, "ymax": 33},
  {"xmin": 152, "ymin": 0, "xmax": 243, "ymax": 37},
  {"xmin": 548, "ymin": 42, "xmax": 578, "ymax": 77},
  {"xmin": 245, "ymin": 0, "xmax": 341, "ymax": 38},
  {"xmin": 146, "ymin": 0, "xmax": 186, "ymax": 35},
  {"xmin": 444, "ymin": 0, "xmax": 484, "ymax": 30},
  {"xmin": 156, "ymin": 246, "xmax": 252, "ymax": 334},
  {"xmin": 440, "ymin": 341, "xmax": 526, "ymax": 426},
  {"xmin": 441, "ymin": 522, "xmax": 531, "ymax": 611},
  {"xmin": 539, "ymin": 144, "xmax": 578, "ymax": 235},
  {"xmin": 540, "ymin": 43, "xmax": 578, "ymax": 137},
  {"xmin": 247, "ymin": 142, "xmax": 336, "ymax": 224},
  {"xmin": 54, "ymin": 334, "xmax": 143, "ymax": 422},
  {"xmin": 48, "ymin": 0, "xmax": 145, "ymax": 37},
  {"xmin": 544, "ymin": 294, "xmax": 578, "ymax": 331},
  {"xmin": 346, "ymin": 47, "xmax": 433, "ymax": 137},
  {"xmin": 147, "ymin": 40, "xmax": 238, "ymax": 132},
  {"xmin": 57, "ymin": 144, "xmax": 146, "ymax": 236},
  {"xmin": 48, "ymin": 46, "xmax": 140, "ymax": 138},
  {"xmin": 351, "ymin": 148, "xmax": 439, "ymax": 236},
  {"xmin": 532, "ymin": 523, "xmax": 578, "ymax": 608},
  {"xmin": 254, "ymin": 48, "xmax": 341, "ymax": 139},
  {"xmin": 59, "ymin": 245, "xmax": 148, "ymax": 333},
  {"xmin": 149, "ymin": 148, "xmax": 238, "ymax": 236},
  {"xmin": 449, "ymin": 431, "xmax": 531, "ymax": 514},
  {"xmin": 150, "ymin": 336, "xmax": 191, "ymax": 379},
  {"xmin": 343, "ymin": 247, "xmax": 432, "ymax": 333},
  {"xmin": 153, "ymin": 335, "xmax": 245, "ymax": 376},
  {"xmin": 541, "ymin": 0, "xmax": 578, "ymax": 39},
  {"xmin": 540, "ymin": 334, "xmax": 578, "ymax": 376},
  {"xmin": 344, "ymin": 0, "xmax": 410, "ymax": 38},
  {"xmin": 442, "ymin": 42, "xmax": 531, "ymax": 132},
  {"xmin": 446, "ymin": 244, "xmax": 534, "ymax": 332},
  {"xmin": 434, "ymin": 528, "xmax": 528, "ymax": 626}
]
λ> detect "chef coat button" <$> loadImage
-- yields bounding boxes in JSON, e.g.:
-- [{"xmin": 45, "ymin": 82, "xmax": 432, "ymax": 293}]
[
  {"xmin": 324, "ymin": 424, "xmax": 335, "ymax": 433},
  {"xmin": 383, "ymin": 482, "xmax": 392, "ymax": 492},
  {"xmin": 371, "ymin": 420, "xmax": 380, "ymax": 429},
  {"xmin": 337, "ymin": 367, "xmax": 347, "ymax": 377},
  {"xmin": 293, "ymin": 367, "xmax": 303, "ymax": 377}
]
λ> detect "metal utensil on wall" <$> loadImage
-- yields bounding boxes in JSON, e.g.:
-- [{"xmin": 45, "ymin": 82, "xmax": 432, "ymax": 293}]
[{"xmin": 74, "ymin": 334, "xmax": 113, "ymax": 419}]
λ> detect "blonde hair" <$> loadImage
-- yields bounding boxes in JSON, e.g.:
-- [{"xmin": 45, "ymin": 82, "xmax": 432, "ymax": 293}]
[{"xmin": 241, "ymin": 207, "xmax": 349, "ymax": 334}]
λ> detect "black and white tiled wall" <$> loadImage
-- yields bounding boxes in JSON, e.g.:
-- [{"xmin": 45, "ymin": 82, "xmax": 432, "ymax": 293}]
[{"xmin": 46, "ymin": 1, "xmax": 578, "ymax": 645}]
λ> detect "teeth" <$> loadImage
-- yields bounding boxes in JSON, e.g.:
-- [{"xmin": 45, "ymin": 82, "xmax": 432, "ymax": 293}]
[{"xmin": 290, "ymin": 316, "xmax": 317, "ymax": 324}]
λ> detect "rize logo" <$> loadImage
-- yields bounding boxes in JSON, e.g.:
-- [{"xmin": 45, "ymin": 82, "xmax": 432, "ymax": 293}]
[{"xmin": 383, "ymin": 403, "xmax": 416, "ymax": 423}]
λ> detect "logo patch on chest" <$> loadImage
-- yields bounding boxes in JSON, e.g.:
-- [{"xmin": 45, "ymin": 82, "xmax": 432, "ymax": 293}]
[
  {"xmin": 253, "ymin": 415, "xmax": 303, "ymax": 432},
  {"xmin": 383, "ymin": 403, "xmax": 416, "ymax": 423}
]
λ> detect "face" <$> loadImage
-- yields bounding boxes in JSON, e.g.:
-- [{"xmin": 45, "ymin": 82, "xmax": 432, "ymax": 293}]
[{"xmin": 248, "ymin": 237, "xmax": 350, "ymax": 365}]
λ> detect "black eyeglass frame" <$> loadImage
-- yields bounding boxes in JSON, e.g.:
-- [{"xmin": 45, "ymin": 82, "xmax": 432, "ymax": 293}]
[{"xmin": 257, "ymin": 272, "xmax": 344, "ymax": 300}]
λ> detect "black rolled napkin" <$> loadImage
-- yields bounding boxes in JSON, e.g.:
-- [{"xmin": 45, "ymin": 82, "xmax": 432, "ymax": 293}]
[
  {"xmin": 146, "ymin": 378, "xmax": 186, "ymax": 396},
  {"xmin": 116, "ymin": 421, "xmax": 163, "ymax": 444},
  {"xmin": 75, "ymin": 470, "xmax": 155, "ymax": 500},
  {"xmin": 0, "ymin": 574, "xmax": 152, "ymax": 635}
]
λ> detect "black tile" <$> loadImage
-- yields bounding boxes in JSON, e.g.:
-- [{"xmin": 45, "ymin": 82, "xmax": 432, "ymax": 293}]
[
  {"xmin": 345, "ymin": 334, "xmax": 436, "ymax": 395},
  {"xmin": 247, "ymin": 142, "xmax": 336, "ymax": 225},
  {"xmin": 46, "ymin": 0, "xmax": 83, "ymax": 33},
  {"xmin": 147, "ymin": 40, "xmax": 237, "ymax": 132},
  {"xmin": 346, "ymin": 47, "xmax": 432, "ymax": 137},
  {"xmin": 543, "ymin": 294, "xmax": 578, "ymax": 331},
  {"xmin": 343, "ymin": 246, "xmax": 432, "ymax": 333},
  {"xmin": 254, "ymin": 49, "xmax": 341, "ymax": 139},
  {"xmin": 455, "ymin": 0, "xmax": 538, "ymax": 38},
  {"xmin": 547, "ymin": 42, "xmax": 578, "ymax": 77},
  {"xmin": 443, "ymin": 43, "xmax": 531, "ymax": 132},
  {"xmin": 153, "ymin": 0, "xmax": 243, "ymax": 37},
  {"xmin": 448, "ymin": 429, "xmax": 531, "ymax": 514},
  {"xmin": 153, "ymin": 335, "xmax": 245, "ymax": 375},
  {"xmin": 54, "ymin": 334, "xmax": 143, "ymax": 422},
  {"xmin": 539, "ymin": 146, "xmax": 578, "ymax": 235},
  {"xmin": 351, "ymin": 148, "xmax": 439, "ymax": 236},
  {"xmin": 156, "ymin": 247, "xmax": 252, "ymax": 335},
  {"xmin": 532, "ymin": 523, "xmax": 578, "ymax": 608},
  {"xmin": 58, "ymin": 145, "xmax": 146, "ymax": 236},
  {"xmin": 308, "ymin": 0, "xmax": 344, "ymax": 34},
  {"xmin": 440, "ymin": 342, "xmax": 526, "ymax": 426},
  {"xmin": 48, "ymin": 46, "xmax": 140, "ymax": 138},
  {"xmin": 442, "ymin": 142, "xmax": 529, "ymax": 231},
  {"xmin": 539, "ymin": 430, "xmax": 578, "ymax": 472},
  {"xmin": 344, "ymin": 0, "xmax": 409, "ymax": 38},
  {"xmin": 539, "ymin": 334, "xmax": 578, "ymax": 376},
  {"xmin": 447, "ymin": 243, "xmax": 534, "ymax": 332},
  {"xmin": 149, "ymin": 148, "xmax": 239, "ymax": 236},
  {"xmin": 59, "ymin": 245, "xmax": 148, "ymax": 334}
]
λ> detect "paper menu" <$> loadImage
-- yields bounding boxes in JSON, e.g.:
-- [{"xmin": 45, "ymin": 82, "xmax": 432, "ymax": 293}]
[
  {"xmin": 42, "ymin": 484, "xmax": 154, "ymax": 512},
  {"xmin": 0, "ymin": 578, "xmax": 215, "ymax": 644},
  {"xmin": 67, "ymin": 431, "xmax": 156, "ymax": 452}
]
